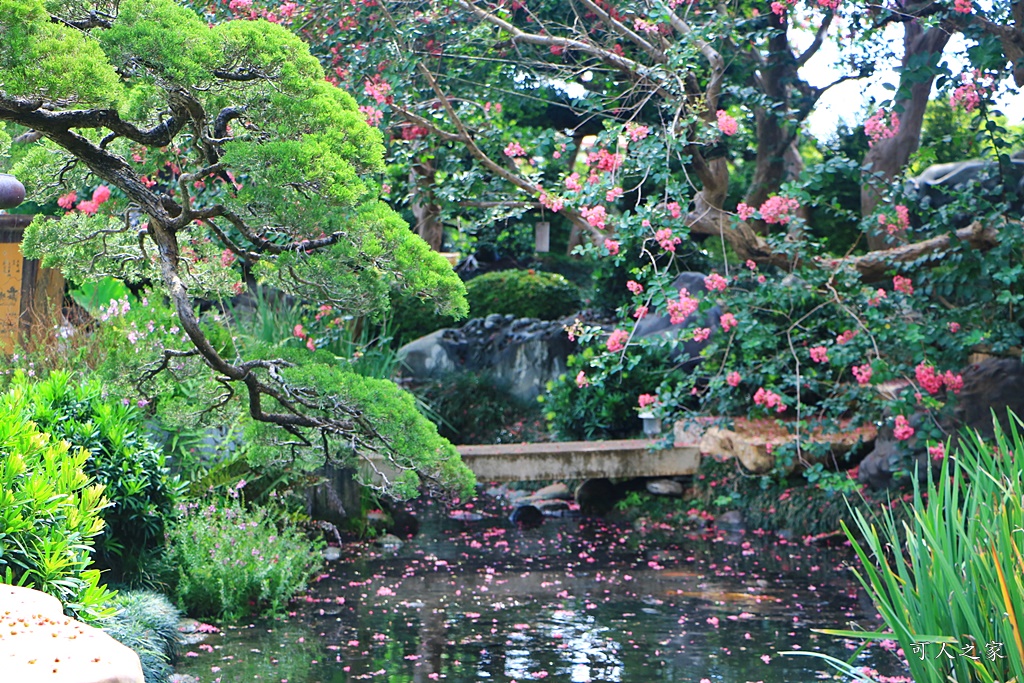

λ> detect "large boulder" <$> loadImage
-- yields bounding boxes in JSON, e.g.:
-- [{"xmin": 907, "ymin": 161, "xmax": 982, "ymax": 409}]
[
  {"xmin": 0, "ymin": 585, "xmax": 144, "ymax": 683},
  {"xmin": 397, "ymin": 314, "xmax": 576, "ymax": 401},
  {"xmin": 907, "ymin": 151, "xmax": 1024, "ymax": 220}
]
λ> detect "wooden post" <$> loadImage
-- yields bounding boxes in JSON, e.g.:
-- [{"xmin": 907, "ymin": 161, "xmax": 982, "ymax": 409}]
[{"xmin": 0, "ymin": 214, "xmax": 65, "ymax": 352}]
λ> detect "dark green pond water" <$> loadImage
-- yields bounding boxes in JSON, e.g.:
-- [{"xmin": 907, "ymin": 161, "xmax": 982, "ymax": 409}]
[{"xmin": 174, "ymin": 496, "xmax": 911, "ymax": 683}]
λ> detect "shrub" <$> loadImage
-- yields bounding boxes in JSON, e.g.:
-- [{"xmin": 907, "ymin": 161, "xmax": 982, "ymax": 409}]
[
  {"xmin": 414, "ymin": 372, "xmax": 546, "ymax": 444},
  {"xmin": 103, "ymin": 590, "xmax": 181, "ymax": 683},
  {"xmin": 16, "ymin": 371, "xmax": 184, "ymax": 582},
  {"xmin": 165, "ymin": 496, "xmax": 324, "ymax": 621},
  {"xmin": 465, "ymin": 269, "xmax": 581, "ymax": 320},
  {"xmin": 543, "ymin": 347, "xmax": 683, "ymax": 441},
  {"xmin": 0, "ymin": 377, "xmax": 115, "ymax": 621}
]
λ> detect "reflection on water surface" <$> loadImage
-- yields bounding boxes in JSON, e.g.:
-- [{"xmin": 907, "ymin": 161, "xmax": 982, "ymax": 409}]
[{"xmin": 175, "ymin": 496, "xmax": 909, "ymax": 683}]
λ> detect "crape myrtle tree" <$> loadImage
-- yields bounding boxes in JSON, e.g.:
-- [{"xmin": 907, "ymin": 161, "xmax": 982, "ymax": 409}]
[
  {"xmin": 0, "ymin": 0, "xmax": 475, "ymax": 499},
  {"xmin": 196, "ymin": 0, "xmax": 1024, "ymax": 482}
]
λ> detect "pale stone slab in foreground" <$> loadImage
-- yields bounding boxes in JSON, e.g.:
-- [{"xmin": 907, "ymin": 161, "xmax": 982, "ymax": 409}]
[{"xmin": 0, "ymin": 585, "xmax": 144, "ymax": 683}]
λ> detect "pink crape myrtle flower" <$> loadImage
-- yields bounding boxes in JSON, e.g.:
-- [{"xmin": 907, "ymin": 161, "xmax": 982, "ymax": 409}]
[
  {"xmin": 716, "ymin": 110, "xmax": 738, "ymax": 136},
  {"xmin": 604, "ymin": 238, "xmax": 620, "ymax": 255},
  {"xmin": 719, "ymin": 312, "xmax": 737, "ymax": 331},
  {"xmin": 626, "ymin": 123, "xmax": 649, "ymax": 141},
  {"xmin": 915, "ymin": 362, "xmax": 945, "ymax": 395},
  {"xmin": 638, "ymin": 393, "xmax": 658, "ymax": 409},
  {"xmin": 893, "ymin": 415, "xmax": 915, "ymax": 441},
  {"xmin": 953, "ymin": 0, "xmax": 972, "ymax": 13},
  {"xmin": 666, "ymin": 201, "xmax": 682, "ymax": 219},
  {"xmin": 692, "ymin": 327, "xmax": 711, "ymax": 343},
  {"xmin": 893, "ymin": 275, "xmax": 914, "ymax": 295},
  {"xmin": 759, "ymin": 195, "xmax": 800, "ymax": 225},
  {"xmin": 540, "ymin": 192, "xmax": 564, "ymax": 212},
  {"xmin": 576, "ymin": 371, "xmax": 589, "ymax": 388},
  {"xmin": 836, "ymin": 329, "xmax": 857, "ymax": 344},
  {"xmin": 76, "ymin": 199, "xmax": 99, "ymax": 215},
  {"xmin": 948, "ymin": 321, "xmax": 961, "ymax": 333},
  {"xmin": 57, "ymin": 192, "xmax": 77, "ymax": 210},
  {"xmin": 667, "ymin": 289, "xmax": 700, "ymax": 325},
  {"xmin": 754, "ymin": 387, "xmax": 786, "ymax": 413},
  {"xmin": 633, "ymin": 305, "xmax": 648, "ymax": 319},
  {"xmin": 504, "ymin": 141, "xmax": 526, "ymax": 158},
  {"xmin": 852, "ymin": 363, "xmax": 873, "ymax": 385},
  {"xmin": 864, "ymin": 110, "xmax": 900, "ymax": 146},
  {"xmin": 626, "ymin": 280, "xmax": 644, "ymax": 295},
  {"xmin": 92, "ymin": 185, "xmax": 111, "ymax": 204},
  {"xmin": 606, "ymin": 186, "xmax": 624, "ymax": 202},
  {"xmin": 736, "ymin": 203, "xmax": 756, "ymax": 222},
  {"xmin": 565, "ymin": 173, "xmax": 583, "ymax": 192},
  {"xmin": 704, "ymin": 273, "xmax": 728, "ymax": 292},
  {"xmin": 929, "ymin": 443, "xmax": 946, "ymax": 461},
  {"xmin": 726, "ymin": 371, "xmax": 742, "ymax": 387},
  {"xmin": 655, "ymin": 228, "xmax": 681, "ymax": 252},
  {"xmin": 581, "ymin": 205, "xmax": 608, "ymax": 229},
  {"xmin": 809, "ymin": 346, "xmax": 829, "ymax": 363},
  {"xmin": 606, "ymin": 328, "xmax": 629, "ymax": 352}
]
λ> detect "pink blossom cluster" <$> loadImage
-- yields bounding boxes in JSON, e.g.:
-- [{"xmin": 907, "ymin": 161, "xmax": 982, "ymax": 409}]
[
  {"xmin": 736, "ymin": 202, "xmax": 756, "ymax": 222},
  {"xmin": 504, "ymin": 141, "xmax": 527, "ymax": 158},
  {"xmin": 667, "ymin": 202, "xmax": 682, "ymax": 219},
  {"xmin": 893, "ymin": 275, "xmax": 914, "ymax": 295},
  {"xmin": 720, "ymin": 312, "xmax": 737, "ymax": 331},
  {"xmin": 893, "ymin": 415, "xmax": 914, "ymax": 441},
  {"xmin": 852, "ymin": 363, "xmax": 873, "ymax": 385},
  {"xmin": 868, "ymin": 288, "xmax": 887, "ymax": 306},
  {"xmin": 951, "ymin": 80, "xmax": 980, "ymax": 111},
  {"xmin": 759, "ymin": 195, "xmax": 801, "ymax": 225},
  {"xmin": 667, "ymin": 289, "xmax": 700, "ymax": 324},
  {"xmin": 633, "ymin": 305, "xmax": 648, "ymax": 319},
  {"xmin": 626, "ymin": 280, "xmax": 644, "ymax": 295},
  {"xmin": 540, "ymin": 192, "xmax": 564, "ymax": 212},
  {"xmin": 655, "ymin": 228, "xmax": 681, "ymax": 252},
  {"xmin": 576, "ymin": 371, "xmax": 589, "ymax": 388},
  {"xmin": 606, "ymin": 328, "xmax": 629, "ymax": 352},
  {"xmin": 692, "ymin": 328, "xmax": 711, "ymax": 342},
  {"xmin": 836, "ymin": 329, "xmax": 857, "ymax": 344},
  {"xmin": 626, "ymin": 123, "xmax": 649, "ymax": 142},
  {"xmin": 633, "ymin": 18, "xmax": 659, "ymax": 33},
  {"xmin": 61, "ymin": 185, "xmax": 112, "ymax": 215},
  {"xmin": 220, "ymin": 249, "xmax": 236, "ymax": 267},
  {"xmin": 948, "ymin": 321, "xmax": 961, "ymax": 333},
  {"xmin": 864, "ymin": 110, "xmax": 900, "ymax": 147},
  {"xmin": 809, "ymin": 346, "xmax": 829, "ymax": 363},
  {"xmin": 716, "ymin": 110, "xmax": 738, "ymax": 136},
  {"xmin": 565, "ymin": 173, "xmax": 583, "ymax": 192},
  {"xmin": 726, "ymin": 371, "xmax": 742, "ymax": 387},
  {"xmin": 606, "ymin": 186, "xmax": 624, "ymax": 202},
  {"xmin": 754, "ymin": 387, "xmax": 786, "ymax": 413},
  {"xmin": 604, "ymin": 238, "xmax": 620, "ymax": 255},
  {"xmin": 581, "ymin": 205, "xmax": 608, "ymax": 229},
  {"xmin": 587, "ymin": 148, "xmax": 625, "ymax": 173},
  {"xmin": 953, "ymin": 0, "xmax": 972, "ymax": 13},
  {"xmin": 877, "ymin": 204, "xmax": 910, "ymax": 235},
  {"xmin": 928, "ymin": 443, "xmax": 945, "ymax": 461},
  {"xmin": 915, "ymin": 362, "xmax": 964, "ymax": 395},
  {"xmin": 817, "ymin": 0, "xmax": 840, "ymax": 8},
  {"xmin": 359, "ymin": 105, "xmax": 383, "ymax": 126},
  {"xmin": 704, "ymin": 273, "xmax": 728, "ymax": 292},
  {"xmin": 638, "ymin": 393, "xmax": 658, "ymax": 409},
  {"xmin": 363, "ymin": 77, "xmax": 391, "ymax": 105}
]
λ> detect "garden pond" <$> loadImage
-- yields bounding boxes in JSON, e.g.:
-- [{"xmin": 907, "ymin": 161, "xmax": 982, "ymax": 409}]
[{"xmin": 175, "ymin": 493, "xmax": 910, "ymax": 683}]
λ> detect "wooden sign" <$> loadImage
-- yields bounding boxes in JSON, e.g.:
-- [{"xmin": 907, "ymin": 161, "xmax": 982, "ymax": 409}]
[{"xmin": 0, "ymin": 215, "xmax": 65, "ymax": 352}]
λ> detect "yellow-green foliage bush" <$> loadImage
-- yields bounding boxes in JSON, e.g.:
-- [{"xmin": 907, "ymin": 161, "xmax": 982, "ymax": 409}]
[{"xmin": 0, "ymin": 377, "xmax": 115, "ymax": 620}]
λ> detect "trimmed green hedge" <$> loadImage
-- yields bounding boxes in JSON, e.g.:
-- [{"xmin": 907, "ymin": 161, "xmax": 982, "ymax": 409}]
[{"xmin": 465, "ymin": 269, "xmax": 581, "ymax": 320}]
